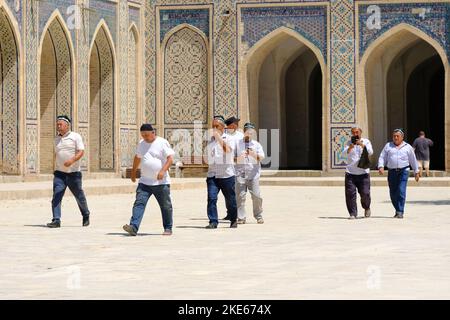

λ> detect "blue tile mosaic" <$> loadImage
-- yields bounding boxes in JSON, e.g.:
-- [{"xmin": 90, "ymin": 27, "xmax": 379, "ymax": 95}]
[
  {"xmin": 4, "ymin": 0, "xmax": 22, "ymax": 32},
  {"xmin": 38, "ymin": 0, "xmax": 77, "ymax": 47},
  {"xmin": 89, "ymin": 0, "xmax": 117, "ymax": 46},
  {"xmin": 241, "ymin": 6, "xmax": 328, "ymax": 61},
  {"xmin": 359, "ymin": 2, "xmax": 450, "ymax": 61},
  {"xmin": 159, "ymin": 8, "xmax": 209, "ymax": 42},
  {"xmin": 129, "ymin": 5, "xmax": 140, "ymax": 29}
]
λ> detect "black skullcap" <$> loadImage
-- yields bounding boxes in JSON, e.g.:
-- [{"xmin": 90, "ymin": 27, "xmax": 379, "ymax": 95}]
[
  {"xmin": 244, "ymin": 122, "xmax": 256, "ymax": 131},
  {"xmin": 140, "ymin": 124, "xmax": 154, "ymax": 132},
  {"xmin": 213, "ymin": 115, "xmax": 225, "ymax": 124},
  {"xmin": 225, "ymin": 116, "xmax": 240, "ymax": 126},
  {"xmin": 56, "ymin": 115, "xmax": 71, "ymax": 124}
]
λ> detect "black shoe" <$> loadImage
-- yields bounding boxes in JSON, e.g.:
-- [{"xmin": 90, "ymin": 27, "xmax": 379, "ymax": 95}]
[
  {"xmin": 205, "ymin": 223, "xmax": 218, "ymax": 229},
  {"xmin": 230, "ymin": 221, "xmax": 238, "ymax": 228},
  {"xmin": 222, "ymin": 216, "xmax": 232, "ymax": 221},
  {"xmin": 47, "ymin": 221, "xmax": 61, "ymax": 228},
  {"xmin": 82, "ymin": 216, "xmax": 90, "ymax": 227}
]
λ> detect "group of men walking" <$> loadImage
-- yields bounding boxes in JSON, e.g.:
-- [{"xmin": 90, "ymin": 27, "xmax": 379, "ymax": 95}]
[
  {"xmin": 46, "ymin": 114, "xmax": 434, "ymax": 232},
  {"xmin": 344, "ymin": 127, "xmax": 433, "ymax": 219},
  {"xmin": 47, "ymin": 115, "xmax": 265, "ymax": 235}
]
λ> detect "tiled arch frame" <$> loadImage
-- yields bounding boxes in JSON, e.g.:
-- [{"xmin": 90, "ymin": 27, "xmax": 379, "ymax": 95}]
[
  {"xmin": 119, "ymin": 22, "xmax": 141, "ymax": 169},
  {"xmin": 37, "ymin": 9, "xmax": 76, "ymax": 174},
  {"xmin": 0, "ymin": 3, "xmax": 23, "ymax": 175},
  {"xmin": 356, "ymin": 23, "xmax": 450, "ymax": 171},
  {"xmin": 238, "ymin": 26, "xmax": 330, "ymax": 171},
  {"xmin": 157, "ymin": 22, "xmax": 213, "ymax": 158},
  {"xmin": 89, "ymin": 20, "xmax": 117, "ymax": 172}
]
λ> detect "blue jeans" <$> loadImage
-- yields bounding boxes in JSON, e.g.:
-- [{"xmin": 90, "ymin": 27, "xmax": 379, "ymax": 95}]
[
  {"xmin": 129, "ymin": 183, "xmax": 173, "ymax": 232},
  {"xmin": 207, "ymin": 176, "xmax": 237, "ymax": 224},
  {"xmin": 52, "ymin": 171, "xmax": 90, "ymax": 222},
  {"xmin": 388, "ymin": 168, "xmax": 409, "ymax": 214}
]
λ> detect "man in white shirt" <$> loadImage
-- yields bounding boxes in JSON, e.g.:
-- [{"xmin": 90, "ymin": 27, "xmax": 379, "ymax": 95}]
[
  {"xmin": 343, "ymin": 126, "xmax": 373, "ymax": 219},
  {"xmin": 205, "ymin": 115, "xmax": 238, "ymax": 229},
  {"xmin": 235, "ymin": 123, "xmax": 265, "ymax": 224},
  {"xmin": 378, "ymin": 129, "xmax": 420, "ymax": 219},
  {"xmin": 47, "ymin": 115, "xmax": 90, "ymax": 228},
  {"xmin": 123, "ymin": 124, "xmax": 175, "ymax": 236},
  {"xmin": 222, "ymin": 116, "xmax": 244, "ymax": 221}
]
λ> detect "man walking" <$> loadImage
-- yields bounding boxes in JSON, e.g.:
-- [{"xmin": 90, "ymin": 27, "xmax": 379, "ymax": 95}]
[
  {"xmin": 47, "ymin": 115, "xmax": 90, "ymax": 228},
  {"xmin": 222, "ymin": 116, "xmax": 244, "ymax": 221},
  {"xmin": 123, "ymin": 124, "xmax": 175, "ymax": 236},
  {"xmin": 412, "ymin": 131, "xmax": 434, "ymax": 177},
  {"xmin": 235, "ymin": 123, "xmax": 265, "ymax": 224},
  {"xmin": 205, "ymin": 115, "xmax": 238, "ymax": 229},
  {"xmin": 343, "ymin": 126, "xmax": 373, "ymax": 219},
  {"xmin": 378, "ymin": 129, "xmax": 420, "ymax": 219}
]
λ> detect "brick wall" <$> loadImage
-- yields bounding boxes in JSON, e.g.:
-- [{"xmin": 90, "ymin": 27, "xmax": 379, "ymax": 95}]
[{"xmin": 39, "ymin": 33, "xmax": 56, "ymax": 174}]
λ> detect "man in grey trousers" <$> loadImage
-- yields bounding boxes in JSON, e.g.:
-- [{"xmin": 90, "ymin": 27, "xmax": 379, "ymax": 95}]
[{"xmin": 235, "ymin": 123, "xmax": 265, "ymax": 224}]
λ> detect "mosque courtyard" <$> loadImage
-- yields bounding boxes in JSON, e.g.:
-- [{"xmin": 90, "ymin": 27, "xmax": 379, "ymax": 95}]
[{"xmin": 1, "ymin": 185, "xmax": 449, "ymax": 299}]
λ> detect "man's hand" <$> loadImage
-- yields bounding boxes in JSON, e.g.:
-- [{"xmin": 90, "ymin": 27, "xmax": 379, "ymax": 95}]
[
  {"xmin": 378, "ymin": 168, "xmax": 384, "ymax": 175},
  {"xmin": 213, "ymin": 129, "xmax": 222, "ymax": 140},
  {"xmin": 157, "ymin": 170, "xmax": 165, "ymax": 180},
  {"xmin": 64, "ymin": 158, "xmax": 75, "ymax": 167},
  {"xmin": 415, "ymin": 173, "xmax": 420, "ymax": 182}
]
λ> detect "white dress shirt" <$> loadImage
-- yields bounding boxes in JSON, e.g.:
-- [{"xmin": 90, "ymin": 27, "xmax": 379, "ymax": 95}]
[
  {"xmin": 378, "ymin": 141, "xmax": 419, "ymax": 173},
  {"xmin": 235, "ymin": 139, "xmax": 265, "ymax": 180},
  {"xmin": 343, "ymin": 138, "xmax": 373, "ymax": 175},
  {"xmin": 206, "ymin": 133, "xmax": 235, "ymax": 179}
]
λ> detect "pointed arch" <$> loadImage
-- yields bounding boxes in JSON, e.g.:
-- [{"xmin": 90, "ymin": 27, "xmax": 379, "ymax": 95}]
[
  {"xmin": 160, "ymin": 23, "xmax": 211, "ymax": 126},
  {"xmin": 38, "ymin": 10, "xmax": 75, "ymax": 174},
  {"xmin": 358, "ymin": 23, "xmax": 449, "ymax": 171},
  {"xmin": 0, "ymin": 4, "xmax": 21, "ymax": 174},
  {"xmin": 89, "ymin": 21, "xmax": 116, "ymax": 172},
  {"xmin": 238, "ymin": 26, "xmax": 328, "ymax": 170}
]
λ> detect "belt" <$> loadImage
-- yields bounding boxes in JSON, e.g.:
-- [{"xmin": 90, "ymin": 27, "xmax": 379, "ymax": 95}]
[{"xmin": 388, "ymin": 166, "xmax": 409, "ymax": 172}]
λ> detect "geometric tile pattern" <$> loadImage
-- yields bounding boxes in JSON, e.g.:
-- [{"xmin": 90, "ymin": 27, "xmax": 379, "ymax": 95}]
[
  {"xmin": 331, "ymin": 127, "xmax": 351, "ymax": 168},
  {"xmin": 164, "ymin": 127, "xmax": 208, "ymax": 161},
  {"xmin": 77, "ymin": 0, "xmax": 90, "ymax": 124},
  {"xmin": 212, "ymin": 0, "xmax": 237, "ymax": 118},
  {"xmin": 0, "ymin": 9, "xmax": 19, "ymax": 174},
  {"xmin": 164, "ymin": 27, "xmax": 208, "ymax": 125},
  {"xmin": 119, "ymin": 0, "xmax": 129, "ymax": 126},
  {"xmin": 26, "ymin": 124, "xmax": 38, "ymax": 173},
  {"xmin": 48, "ymin": 18, "xmax": 73, "ymax": 118},
  {"xmin": 359, "ymin": 2, "xmax": 450, "ymax": 61},
  {"xmin": 240, "ymin": 5, "xmax": 328, "ymax": 61},
  {"xmin": 129, "ymin": 5, "xmax": 140, "ymax": 28},
  {"xmin": 144, "ymin": 0, "xmax": 157, "ymax": 124},
  {"xmin": 93, "ymin": 27, "xmax": 115, "ymax": 170},
  {"xmin": 120, "ymin": 128, "xmax": 138, "ymax": 168},
  {"xmin": 25, "ymin": 0, "xmax": 39, "ymax": 173},
  {"xmin": 128, "ymin": 28, "xmax": 138, "ymax": 125},
  {"xmin": 159, "ymin": 8, "xmax": 210, "ymax": 42},
  {"xmin": 330, "ymin": 0, "xmax": 355, "ymax": 124}
]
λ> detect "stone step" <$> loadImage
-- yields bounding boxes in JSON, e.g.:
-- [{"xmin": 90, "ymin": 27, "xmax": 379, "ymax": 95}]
[{"xmin": 0, "ymin": 176, "xmax": 449, "ymax": 200}]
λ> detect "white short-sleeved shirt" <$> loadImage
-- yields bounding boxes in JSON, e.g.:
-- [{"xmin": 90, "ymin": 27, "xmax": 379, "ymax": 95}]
[
  {"xmin": 206, "ymin": 133, "xmax": 236, "ymax": 179},
  {"xmin": 136, "ymin": 137, "xmax": 175, "ymax": 186},
  {"xmin": 54, "ymin": 131, "xmax": 85, "ymax": 173},
  {"xmin": 235, "ymin": 139, "xmax": 265, "ymax": 180}
]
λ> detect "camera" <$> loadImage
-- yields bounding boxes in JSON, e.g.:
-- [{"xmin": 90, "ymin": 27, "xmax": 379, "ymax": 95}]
[{"xmin": 351, "ymin": 136, "xmax": 359, "ymax": 144}]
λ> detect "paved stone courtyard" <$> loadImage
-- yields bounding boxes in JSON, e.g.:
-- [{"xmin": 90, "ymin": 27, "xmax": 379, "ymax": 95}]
[{"xmin": 1, "ymin": 185, "xmax": 449, "ymax": 299}]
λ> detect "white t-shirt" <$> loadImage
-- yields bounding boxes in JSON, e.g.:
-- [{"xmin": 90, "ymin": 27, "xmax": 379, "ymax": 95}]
[
  {"xmin": 136, "ymin": 137, "xmax": 175, "ymax": 186},
  {"xmin": 235, "ymin": 139, "xmax": 265, "ymax": 180},
  {"xmin": 54, "ymin": 131, "xmax": 85, "ymax": 173}
]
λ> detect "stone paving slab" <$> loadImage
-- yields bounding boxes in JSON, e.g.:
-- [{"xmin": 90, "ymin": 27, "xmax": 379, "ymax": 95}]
[{"xmin": 0, "ymin": 186, "xmax": 449, "ymax": 299}]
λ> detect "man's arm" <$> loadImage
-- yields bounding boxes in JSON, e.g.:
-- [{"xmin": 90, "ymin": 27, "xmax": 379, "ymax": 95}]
[
  {"xmin": 64, "ymin": 150, "xmax": 84, "ymax": 167},
  {"xmin": 157, "ymin": 155, "xmax": 174, "ymax": 180},
  {"xmin": 378, "ymin": 144, "xmax": 387, "ymax": 174},
  {"xmin": 364, "ymin": 140, "xmax": 374, "ymax": 156},
  {"xmin": 214, "ymin": 131, "xmax": 232, "ymax": 153},
  {"xmin": 131, "ymin": 155, "xmax": 141, "ymax": 183}
]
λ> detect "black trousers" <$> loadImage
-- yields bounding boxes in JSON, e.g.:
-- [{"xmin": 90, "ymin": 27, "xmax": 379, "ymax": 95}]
[{"xmin": 345, "ymin": 173, "xmax": 371, "ymax": 216}]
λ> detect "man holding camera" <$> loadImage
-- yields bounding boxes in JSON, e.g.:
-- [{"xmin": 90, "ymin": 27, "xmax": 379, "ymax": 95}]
[
  {"xmin": 235, "ymin": 123, "xmax": 265, "ymax": 224},
  {"xmin": 343, "ymin": 126, "xmax": 374, "ymax": 219}
]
